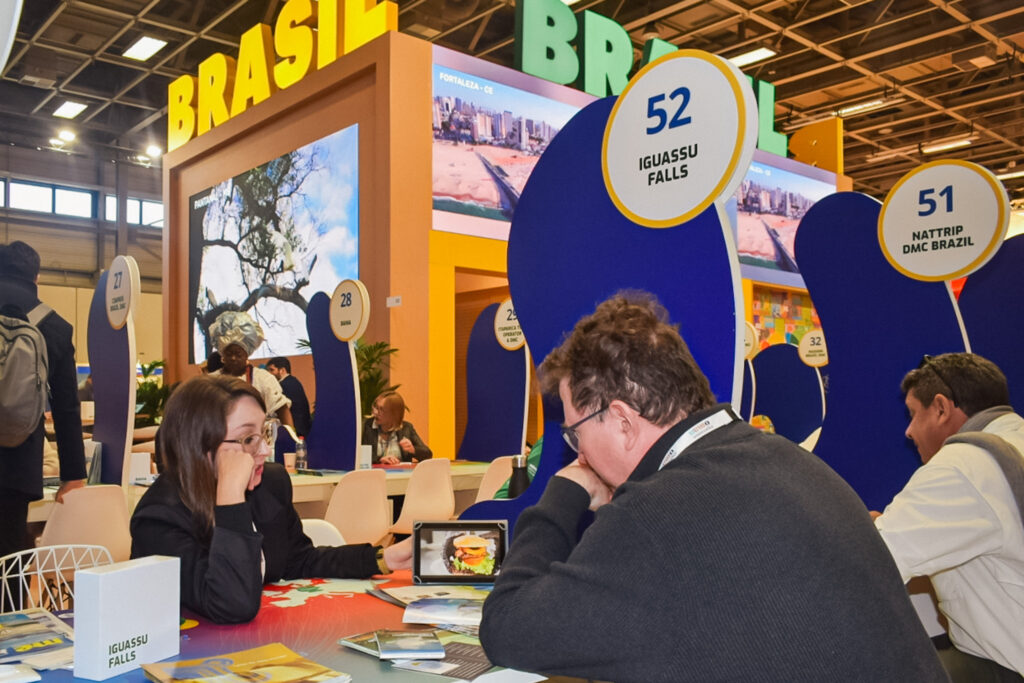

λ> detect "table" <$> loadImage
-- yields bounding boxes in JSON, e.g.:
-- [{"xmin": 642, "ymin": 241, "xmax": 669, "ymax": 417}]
[
  {"xmin": 27, "ymin": 462, "xmax": 492, "ymax": 524},
  {"xmin": 290, "ymin": 462, "xmax": 491, "ymax": 518},
  {"xmin": 38, "ymin": 571, "xmax": 554, "ymax": 682}
]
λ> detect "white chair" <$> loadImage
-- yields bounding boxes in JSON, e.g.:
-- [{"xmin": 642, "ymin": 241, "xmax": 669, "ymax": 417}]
[
  {"xmin": 0, "ymin": 544, "xmax": 113, "ymax": 613},
  {"xmin": 324, "ymin": 469, "xmax": 392, "ymax": 546},
  {"xmin": 474, "ymin": 456, "xmax": 515, "ymax": 502},
  {"xmin": 391, "ymin": 458, "xmax": 455, "ymax": 535},
  {"xmin": 301, "ymin": 519, "xmax": 345, "ymax": 547},
  {"xmin": 38, "ymin": 485, "xmax": 132, "ymax": 562}
]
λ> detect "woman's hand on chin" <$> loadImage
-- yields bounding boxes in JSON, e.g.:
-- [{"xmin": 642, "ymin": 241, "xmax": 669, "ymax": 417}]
[{"xmin": 215, "ymin": 444, "xmax": 255, "ymax": 505}]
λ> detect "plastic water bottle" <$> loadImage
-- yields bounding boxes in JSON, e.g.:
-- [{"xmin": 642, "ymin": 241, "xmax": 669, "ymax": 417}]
[
  {"xmin": 507, "ymin": 453, "xmax": 530, "ymax": 498},
  {"xmin": 295, "ymin": 437, "xmax": 308, "ymax": 471}
]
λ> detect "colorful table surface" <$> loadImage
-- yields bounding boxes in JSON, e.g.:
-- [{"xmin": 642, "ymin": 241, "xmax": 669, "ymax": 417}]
[{"xmin": 40, "ymin": 571, "xmax": 528, "ymax": 682}]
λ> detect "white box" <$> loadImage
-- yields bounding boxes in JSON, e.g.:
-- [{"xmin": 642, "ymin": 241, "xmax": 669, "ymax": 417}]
[
  {"xmin": 73, "ymin": 556, "xmax": 180, "ymax": 680},
  {"xmin": 357, "ymin": 445, "xmax": 372, "ymax": 470}
]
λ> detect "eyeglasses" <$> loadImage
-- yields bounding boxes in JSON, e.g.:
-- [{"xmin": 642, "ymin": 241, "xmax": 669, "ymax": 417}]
[
  {"xmin": 560, "ymin": 407, "xmax": 607, "ymax": 453},
  {"xmin": 223, "ymin": 420, "xmax": 278, "ymax": 455},
  {"xmin": 918, "ymin": 355, "xmax": 959, "ymax": 406}
]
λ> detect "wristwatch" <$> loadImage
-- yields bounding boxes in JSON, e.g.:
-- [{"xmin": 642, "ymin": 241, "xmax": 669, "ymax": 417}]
[{"xmin": 374, "ymin": 545, "xmax": 390, "ymax": 574}]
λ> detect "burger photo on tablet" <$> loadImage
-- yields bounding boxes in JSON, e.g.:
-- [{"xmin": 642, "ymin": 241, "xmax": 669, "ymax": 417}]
[{"xmin": 443, "ymin": 533, "xmax": 497, "ymax": 576}]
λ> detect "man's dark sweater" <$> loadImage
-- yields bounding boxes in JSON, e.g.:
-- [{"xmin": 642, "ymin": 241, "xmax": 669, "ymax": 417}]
[{"xmin": 480, "ymin": 405, "xmax": 949, "ymax": 682}]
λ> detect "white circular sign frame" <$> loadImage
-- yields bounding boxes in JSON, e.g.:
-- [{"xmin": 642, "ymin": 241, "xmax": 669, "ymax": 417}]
[
  {"xmin": 878, "ymin": 160, "xmax": 1009, "ymax": 282},
  {"xmin": 330, "ymin": 279, "xmax": 370, "ymax": 342},
  {"xmin": 743, "ymin": 321, "xmax": 757, "ymax": 360},
  {"xmin": 602, "ymin": 49, "xmax": 758, "ymax": 228},
  {"xmin": 494, "ymin": 298, "xmax": 525, "ymax": 351},
  {"xmin": 105, "ymin": 254, "xmax": 140, "ymax": 330}
]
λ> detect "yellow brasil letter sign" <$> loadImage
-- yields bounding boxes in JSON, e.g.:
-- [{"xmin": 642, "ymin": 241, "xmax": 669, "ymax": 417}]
[{"xmin": 167, "ymin": 0, "xmax": 397, "ymax": 152}]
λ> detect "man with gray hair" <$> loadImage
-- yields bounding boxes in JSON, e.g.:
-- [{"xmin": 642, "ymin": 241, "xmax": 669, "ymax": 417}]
[
  {"xmin": 480, "ymin": 291, "xmax": 947, "ymax": 682},
  {"xmin": 874, "ymin": 353, "xmax": 1024, "ymax": 681}
]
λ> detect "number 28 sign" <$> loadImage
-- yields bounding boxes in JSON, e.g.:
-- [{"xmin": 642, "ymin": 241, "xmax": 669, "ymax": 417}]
[{"xmin": 330, "ymin": 279, "xmax": 370, "ymax": 342}]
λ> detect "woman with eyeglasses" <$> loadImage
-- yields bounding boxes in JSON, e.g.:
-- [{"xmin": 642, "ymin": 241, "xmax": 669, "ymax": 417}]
[
  {"xmin": 362, "ymin": 391, "xmax": 432, "ymax": 465},
  {"xmin": 130, "ymin": 375, "xmax": 412, "ymax": 624}
]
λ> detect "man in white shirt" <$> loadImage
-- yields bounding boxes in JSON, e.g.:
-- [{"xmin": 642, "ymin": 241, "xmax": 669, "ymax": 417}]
[{"xmin": 874, "ymin": 352, "xmax": 1024, "ymax": 681}]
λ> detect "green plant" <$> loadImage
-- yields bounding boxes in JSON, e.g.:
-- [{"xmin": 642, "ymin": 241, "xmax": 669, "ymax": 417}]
[
  {"xmin": 136, "ymin": 360, "xmax": 171, "ymax": 427},
  {"xmin": 355, "ymin": 339, "xmax": 399, "ymax": 418}
]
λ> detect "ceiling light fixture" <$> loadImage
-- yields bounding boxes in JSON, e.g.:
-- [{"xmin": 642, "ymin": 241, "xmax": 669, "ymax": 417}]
[
  {"xmin": 835, "ymin": 97, "xmax": 905, "ymax": 118},
  {"xmin": 920, "ymin": 137, "xmax": 974, "ymax": 154},
  {"xmin": 57, "ymin": 129, "xmax": 75, "ymax": 142},
  {"xmin": 49, "ymin": 138, "xmax": 64, "ymax": 147},
  {"xmin": 123, "ymin": 36, "xmax": 168, "ymax": 61},
  {"xmin": 145, "ymin": 144, "xmax": 162, "ymax": 158},
  {"xmin": 562, "ymin": 0, "xmax": 583, "ymax": 5},
  {"xmin": 728, "ymin": 47, "xmax": 776, "ymax": 68},
  {"xmin": 996, "ymin": 169, "xmax": 1024, "ymax": 181},
  {"xmin": 53, "ymin": 101, "xmax": 87, "ymax": 119},
  {"xmin": 641, "ymin": 23, "xmax": 660, "ymax": 41}
]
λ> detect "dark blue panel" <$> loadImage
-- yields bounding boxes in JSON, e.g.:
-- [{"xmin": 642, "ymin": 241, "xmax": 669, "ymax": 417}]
[
  {"xmin": 467, "ymin": 97, "xmax": 741, "ymax": 528},
  {"xmin": 794, "ymin": 192, "xmax": 967, "ymax": 509},
  {"xmin": 749, "ymin": 344, "xmax": 823, "ymax": 443},
  {"xmin": 305, "ymin": 292, "xmax": 359, "ymax": 470},
  {"xmin": 87, "ymin": 271, "xmax": 133, "ymax": 485},
  {"xmin": 959, "ymin": 234, "xmax": 1024, "ymax": 407},
  {"xmin": 457, "ymin": 303, "xmax": 529, "ymax": 462}
]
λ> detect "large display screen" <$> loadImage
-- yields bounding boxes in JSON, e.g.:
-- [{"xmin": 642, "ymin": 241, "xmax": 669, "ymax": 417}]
[
  {"xmin": 187, "ymin": 124, "xmax": 359, "ymax": 364},
  {"xmin": 727, "ymin": 150, "xmax": 837, "ymax": 289},
  {"xmin": 431, "ymin": 46, "xmax": 594, "ymax": 241}
]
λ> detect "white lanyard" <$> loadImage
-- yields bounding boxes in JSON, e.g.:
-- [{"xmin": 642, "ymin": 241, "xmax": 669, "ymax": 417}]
[{"xmin": 658, "ymin": 409, "xmax": 736, "ymax": 470}]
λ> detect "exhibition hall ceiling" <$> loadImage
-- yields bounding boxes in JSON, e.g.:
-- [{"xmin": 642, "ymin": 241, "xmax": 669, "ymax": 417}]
[{"xmin": 1, "ymin": 0, "xmax": 1022, "ymax": 206}]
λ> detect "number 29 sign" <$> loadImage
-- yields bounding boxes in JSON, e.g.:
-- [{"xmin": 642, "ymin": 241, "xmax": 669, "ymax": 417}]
[
  {"xmin": 330, "ymin": 279, "xmax": 370, "ymax": 342},
  {"xmin": 602, "ymin": 49, "xmax": 758, "ymax": 228}
]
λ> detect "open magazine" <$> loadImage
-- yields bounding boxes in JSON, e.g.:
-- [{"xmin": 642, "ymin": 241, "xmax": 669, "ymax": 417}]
[
  {"xmin": 142, "ymin": 643, "xmax": 350, "ymax": 683},
  {"xmin": 0, "ymin": 609, "xmax": 74, "ymax": 669}
]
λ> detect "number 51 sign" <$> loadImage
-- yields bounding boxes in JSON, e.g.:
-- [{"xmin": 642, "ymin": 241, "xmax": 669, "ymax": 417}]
[{"xmin": 879, "ymin": 160, "xmax": 1009, "ymax": 281}]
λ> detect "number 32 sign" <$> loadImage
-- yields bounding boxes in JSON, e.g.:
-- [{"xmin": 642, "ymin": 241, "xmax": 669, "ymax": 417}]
[{"xmin": 602, "ymin": 49, "xmax": 758, "ymax": 228}]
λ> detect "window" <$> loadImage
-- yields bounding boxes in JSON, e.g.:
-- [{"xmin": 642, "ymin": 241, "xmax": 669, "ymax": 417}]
[
  {"xmin": 54, "ymin": 187, "xmax": 94, "ymax": 218},
  {"xmin": 9, "ymin": 182, "xmax": 53, "ymax": 212},
  {"xmin": 105, "ymin": 194, "xmax": 116, "ymax": 221},
  {"xmin": 127, "ymin": 198, "xmax": 141, "ymax": 225},
  {"xmin": 141, "ymin": 200, "xmax": 163, "ymax": 227},
  {"xmin": 0, "ymin": 179, "xmax": 5, "ymax": 207}
]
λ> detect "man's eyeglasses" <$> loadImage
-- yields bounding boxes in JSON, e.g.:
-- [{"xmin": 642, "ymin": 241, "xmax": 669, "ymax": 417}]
[
  {"xmin": 223, "ymin": 420, "xmax": 278, "ymax": 455},
  {"xmin": 918, "ymin": 355, "xmax": 959, "ymax": 406},
  {"xmin": 560, "ymin": 407, "xmax": 607, "ymax": 453}
]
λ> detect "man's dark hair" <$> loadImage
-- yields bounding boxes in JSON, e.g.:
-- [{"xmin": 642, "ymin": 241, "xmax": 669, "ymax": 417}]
[
  {"xmin": 267, "ymin": 356, "xmax": 291, "ymax": 373},
  {"xmin": 901, "ymin": 352, "xmax": 1010, "ymax": 416},
  {"xmin": 539, "ymin": 291, "xmax": 715, "ymax": 426},
  {"xmin": 0, "ymin": 241, "xmax": 41, "ymax": 282}
]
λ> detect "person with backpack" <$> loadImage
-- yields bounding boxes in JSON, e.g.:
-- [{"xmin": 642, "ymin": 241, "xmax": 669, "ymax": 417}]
[
  {"xmin": 0, "ymin": 241, "xmax": 86, "ymax": 575},
  {"xmin": 873, "ymin": 353, "xmax": 1024, "ymax": 681}
]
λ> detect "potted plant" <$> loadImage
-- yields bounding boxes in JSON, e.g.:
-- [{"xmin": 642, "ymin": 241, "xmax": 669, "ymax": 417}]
[{"xmin": 136, "ymin": 360, "xmax": 171, "ymax": 427}]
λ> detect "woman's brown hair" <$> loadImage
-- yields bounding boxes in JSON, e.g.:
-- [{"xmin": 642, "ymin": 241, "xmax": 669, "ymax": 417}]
[
  {"xmin": 158, "ymin": 374, "xmax": 266, "ymax": 542},
  {"xmin": 374, "ymin": 391, "xmax": 406, "ymax": 431}
]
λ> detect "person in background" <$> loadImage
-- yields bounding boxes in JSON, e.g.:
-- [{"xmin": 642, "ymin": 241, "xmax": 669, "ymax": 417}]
[
  {"xmin": 208, "ymin": 311, "xmax": 294, "ymax": 431},
  {"xmin": 129, "ymin": 375, "xmax": 412, "ymax": 624},
  {"xmin": 873, "ymin": 353, "xmax": 1024, "ymax": 681},
  {"xmin": 203, "ymin": 350, "xmax": 222, "ymax": 374},
  {"xmin": 479, "ymin": 291, "xmax": 948, "ymax": 682},
  {"xmin": 0, "ymin": 241, "xmax": 86, "ymax": 591},
  {"xmin": 77, "ymin": 373, "xmax": 94, "ymax": 402},
  {"xmin": 362, "ymin": 391, "xmax": 431, "ymax": 464},
  {"xmin": 266, "ymin": 357, "xmax": 312, "ymax": 438}
]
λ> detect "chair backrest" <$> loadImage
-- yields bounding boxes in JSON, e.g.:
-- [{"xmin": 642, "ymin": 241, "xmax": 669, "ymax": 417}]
[
  {"xmin": 38, "ymin": 485, "xmax": 132, "ymax": 562},
  {"xmin": 475, "ymin": 455, "xmax": 515, "ymax": 502},
  {"xmin": 301, "ymin": 519, "xmax": 345, "ymax": 547},
  {"xmin": 391, "ymin": 458, "xmax": 455, "ymax": 535},
  {"xmin": 0, "ymin": 544, "xmax": 113, "ymax": 613},
  {"xmin": 324, "ymin": 469, "xmax": 392, "ymax": 546}
]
